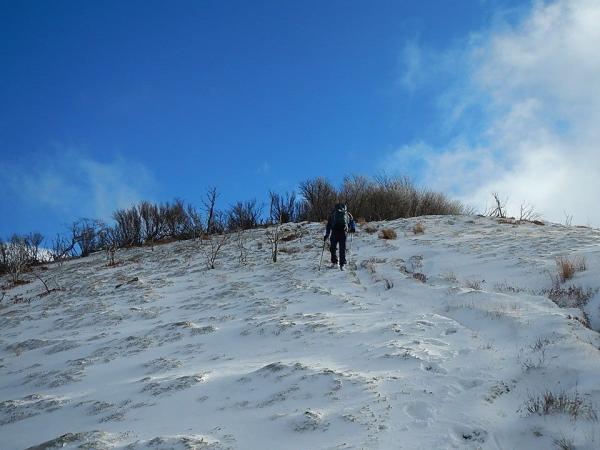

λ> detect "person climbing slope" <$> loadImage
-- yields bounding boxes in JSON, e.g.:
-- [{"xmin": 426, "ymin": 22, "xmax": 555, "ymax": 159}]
[{"xmin": 324, "ymin": 203, "xmax": 355, "ymax": 270}]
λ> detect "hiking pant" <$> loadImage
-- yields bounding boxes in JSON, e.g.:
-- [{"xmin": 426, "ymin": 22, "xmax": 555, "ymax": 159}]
[{"xmin": 330, "ymin": 230, "xmax": 347, "ymax": 266}]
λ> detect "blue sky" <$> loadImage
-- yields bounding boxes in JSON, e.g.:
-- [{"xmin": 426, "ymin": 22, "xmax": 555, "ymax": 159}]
[{"xmin": 3, "ymin": 0, "xmax": 599, "ymax": 238}]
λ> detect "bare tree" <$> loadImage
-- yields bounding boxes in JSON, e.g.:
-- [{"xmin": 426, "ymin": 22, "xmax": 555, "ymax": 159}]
[
  {"xmin": 266, "ymin": 225, "xmax": 281, "ymax": 263},
  {"xmin": 139, "ymin": 201, "xmax": 164, "ymax": 243},
  {"xmin": 203, "ymin": 187, "xmax": 219, "ymax": 235},
  {"xmin": 298, "ymin": 177, "xmax": 337, "ymax": 222},
  {"xmin": 519, "ymin": 203, "xmax": 540, "ymax": 222},
  {"xmin": 71, "ymin": 219, "xmax": 102, "ymax": 257},
  {"xmin": 269, "ymin": 191, "xmax": 298, "ymax": 224},
  {"xmin": 26, "ymin": 232, "xmax": 44, "ymax": 263},
  {"xmin": 31, "ymin": 270, "xmax": 61, "ymax": 295},
  {"xmin": 488, "ymin": 193, "xmax": 508, "ymax": 219},
  {"xmin": 227, "ymin": 200, "xmax": 263, "ymax": 231},
  {"xmin": 0, "ymin": 238, "xmax": 8, "ymax": 275},
  {"xmin": 113, "ymin": 206, "xmax": 143, "ymax": 247},
  {"xmin": 50, "ymin": 233, "xmax": 76, "ymax": 265},
  {"xmin": 235, "ymin": 229, "xmax": 248, "ymax": 265},
  {"xmin": 266, "ymin": 201, "xmax": 283, "ymax": 263},
  {"xmin": 186, "ymin": 204, "xmax": 203, "ymax": 240},
  {"xmin": 201, "ymin": 233, "xmax": 229, "ymax": 269},
  {"xmin": 339, "ymin": 175, "xmax": 370, "ymax": 218},
  {"xmin": 161, "ymin": 199, "xmax": 191, "ymax": 239}
]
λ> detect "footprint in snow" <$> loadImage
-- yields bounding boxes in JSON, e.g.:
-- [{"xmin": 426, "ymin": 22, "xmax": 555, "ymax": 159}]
[{"xmin": 404, "ymin": 401, "xmax": 434, "ymax": 425}]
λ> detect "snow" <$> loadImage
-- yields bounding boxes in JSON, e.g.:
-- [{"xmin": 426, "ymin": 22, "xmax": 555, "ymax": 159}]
[{"xmin": 1, "ymin": 215, "xmax": 600, "ymax": 449}]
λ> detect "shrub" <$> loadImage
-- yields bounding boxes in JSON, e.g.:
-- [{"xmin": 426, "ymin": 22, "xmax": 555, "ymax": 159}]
[
  {"xmin": 379, "ymin": 228, "xmax": 397, "ymax": 240},
  {"xmin": 543, "ymin": 283, "xmax": 596, "ymax": 309},
  {"xmin": 413, "ymin": 222, "xmax": 425, "ymax": 234},
  {"xmin": 412, "ymin": 273, "xmax": 427, "ymax": 283},
  {"xmin": 299, "ymin": 174, "xmax": 466, "ymax": 223}
]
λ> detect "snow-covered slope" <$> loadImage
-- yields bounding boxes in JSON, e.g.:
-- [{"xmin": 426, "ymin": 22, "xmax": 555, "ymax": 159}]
[{"xmin": 2, "ymin": 216, "xmax": 600, "ymax": 449}]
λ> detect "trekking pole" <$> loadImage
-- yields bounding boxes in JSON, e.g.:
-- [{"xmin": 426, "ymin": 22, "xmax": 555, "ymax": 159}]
[
  {"xmin": 319, "ymin": 239, "xmax": 326, "ymax": 271},
  {"xmin": 347, "ymin": 232, "xmax": 353, "ymax": 265}
]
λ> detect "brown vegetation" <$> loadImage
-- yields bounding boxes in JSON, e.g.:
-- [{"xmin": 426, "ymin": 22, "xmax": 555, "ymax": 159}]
[
  {"xmin": 413, "ymin": 222, "xmax": 425, "ymax": 234},
  {"xmin": 556, "ymin": 256, "xmax": 586, "ymax": 283},
  {"xmin": 379, "ymin": 228, "xmax": 397, "ymax": 240}
]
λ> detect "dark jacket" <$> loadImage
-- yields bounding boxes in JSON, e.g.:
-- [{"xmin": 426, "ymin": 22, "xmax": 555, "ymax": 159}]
[{"xmin": 325, "ymin": 209, "xmax": 354, "ymax": 238}]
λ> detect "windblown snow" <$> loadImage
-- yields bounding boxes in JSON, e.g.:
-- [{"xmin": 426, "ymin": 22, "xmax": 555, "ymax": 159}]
[{"xmin": 2, "ymin": 216, "xmax": 600, "ymax": 449}]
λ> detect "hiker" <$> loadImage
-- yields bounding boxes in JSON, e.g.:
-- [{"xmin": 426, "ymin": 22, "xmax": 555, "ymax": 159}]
[{"xmin": 324, "ymin": 203, "xmax": 355, "ymax": 270}]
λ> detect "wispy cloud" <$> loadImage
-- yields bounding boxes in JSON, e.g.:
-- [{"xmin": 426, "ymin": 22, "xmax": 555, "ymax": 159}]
[
  {"xmin": 2, "ymin": 148, "xmax": 156, "ymax": 221},
  {"xmin": 389, "ymin": 0, "xmax": 600, "ymax": 225},
  {"xmin": 256, "ymin": 161, "xmax": 271, "ymax": 175},
  {"xmin": 397, "ymin": 40, "xmax": 425, "ymax": 91}
]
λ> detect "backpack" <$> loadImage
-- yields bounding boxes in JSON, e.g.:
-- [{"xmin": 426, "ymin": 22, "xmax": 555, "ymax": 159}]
[{"xmin": 332, "ymin": 208, "xmax": 349, "ymax": 231}]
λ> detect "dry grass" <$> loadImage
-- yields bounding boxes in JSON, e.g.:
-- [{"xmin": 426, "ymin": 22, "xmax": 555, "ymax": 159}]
[
  {"xmin": 465, "ymin": 279, "xmax": 483, "ymax": 290},
  {"xmin": 494, "ymin": 282, "xmax": 529, "ymax": 294},
  {"xmin": 280, "ymin": 232, "xmax": 302, "ymax": 242},
  {"xmin": 379, "ymin": 228, "xmax": 397, "ymax": 240},
  {"xmin": 556, "ymin": 256, "xmax": 586, "ymax": 283},
  {"xmin": 442, "ymin": 272, "xmax": 457, "ymax": 283},
  {"xmin": 521, "ymin": 389, "xmax": 598, "ymax": 421},
  {"xmin": 553, "ymin": 436, "xmax": 575, "ymax": 450},
  {"xmin": 279, "ymin": 246, "xmax": 300, "ymax": 254},
  {"xmin": 497, "ymin": 218, "xmax": 518, "ymax": 225},
  {"xmin": 413, "ymin": 222, "xmax": 425, "ymax": 235}
]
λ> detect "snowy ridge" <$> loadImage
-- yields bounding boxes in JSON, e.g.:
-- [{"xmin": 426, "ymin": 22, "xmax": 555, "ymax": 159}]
[{"xmin": 1, "ymin": 216, "xmax": 600, "ymax": 449}]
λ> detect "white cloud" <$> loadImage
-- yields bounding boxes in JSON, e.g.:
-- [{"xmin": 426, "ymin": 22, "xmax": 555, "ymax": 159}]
[
  {"xmin": 391, "ymin": 0, "xmax": 600, "ymax": 225},
  {"xmin": 3, "ymin": 149, "xmax": 156, "ymax": 221}
]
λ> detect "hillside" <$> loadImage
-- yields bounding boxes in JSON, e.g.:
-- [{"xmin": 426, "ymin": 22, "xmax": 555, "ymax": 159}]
[{"xmin": 1, "ymin": 216, "xmax": 600, "ymax": 450}]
